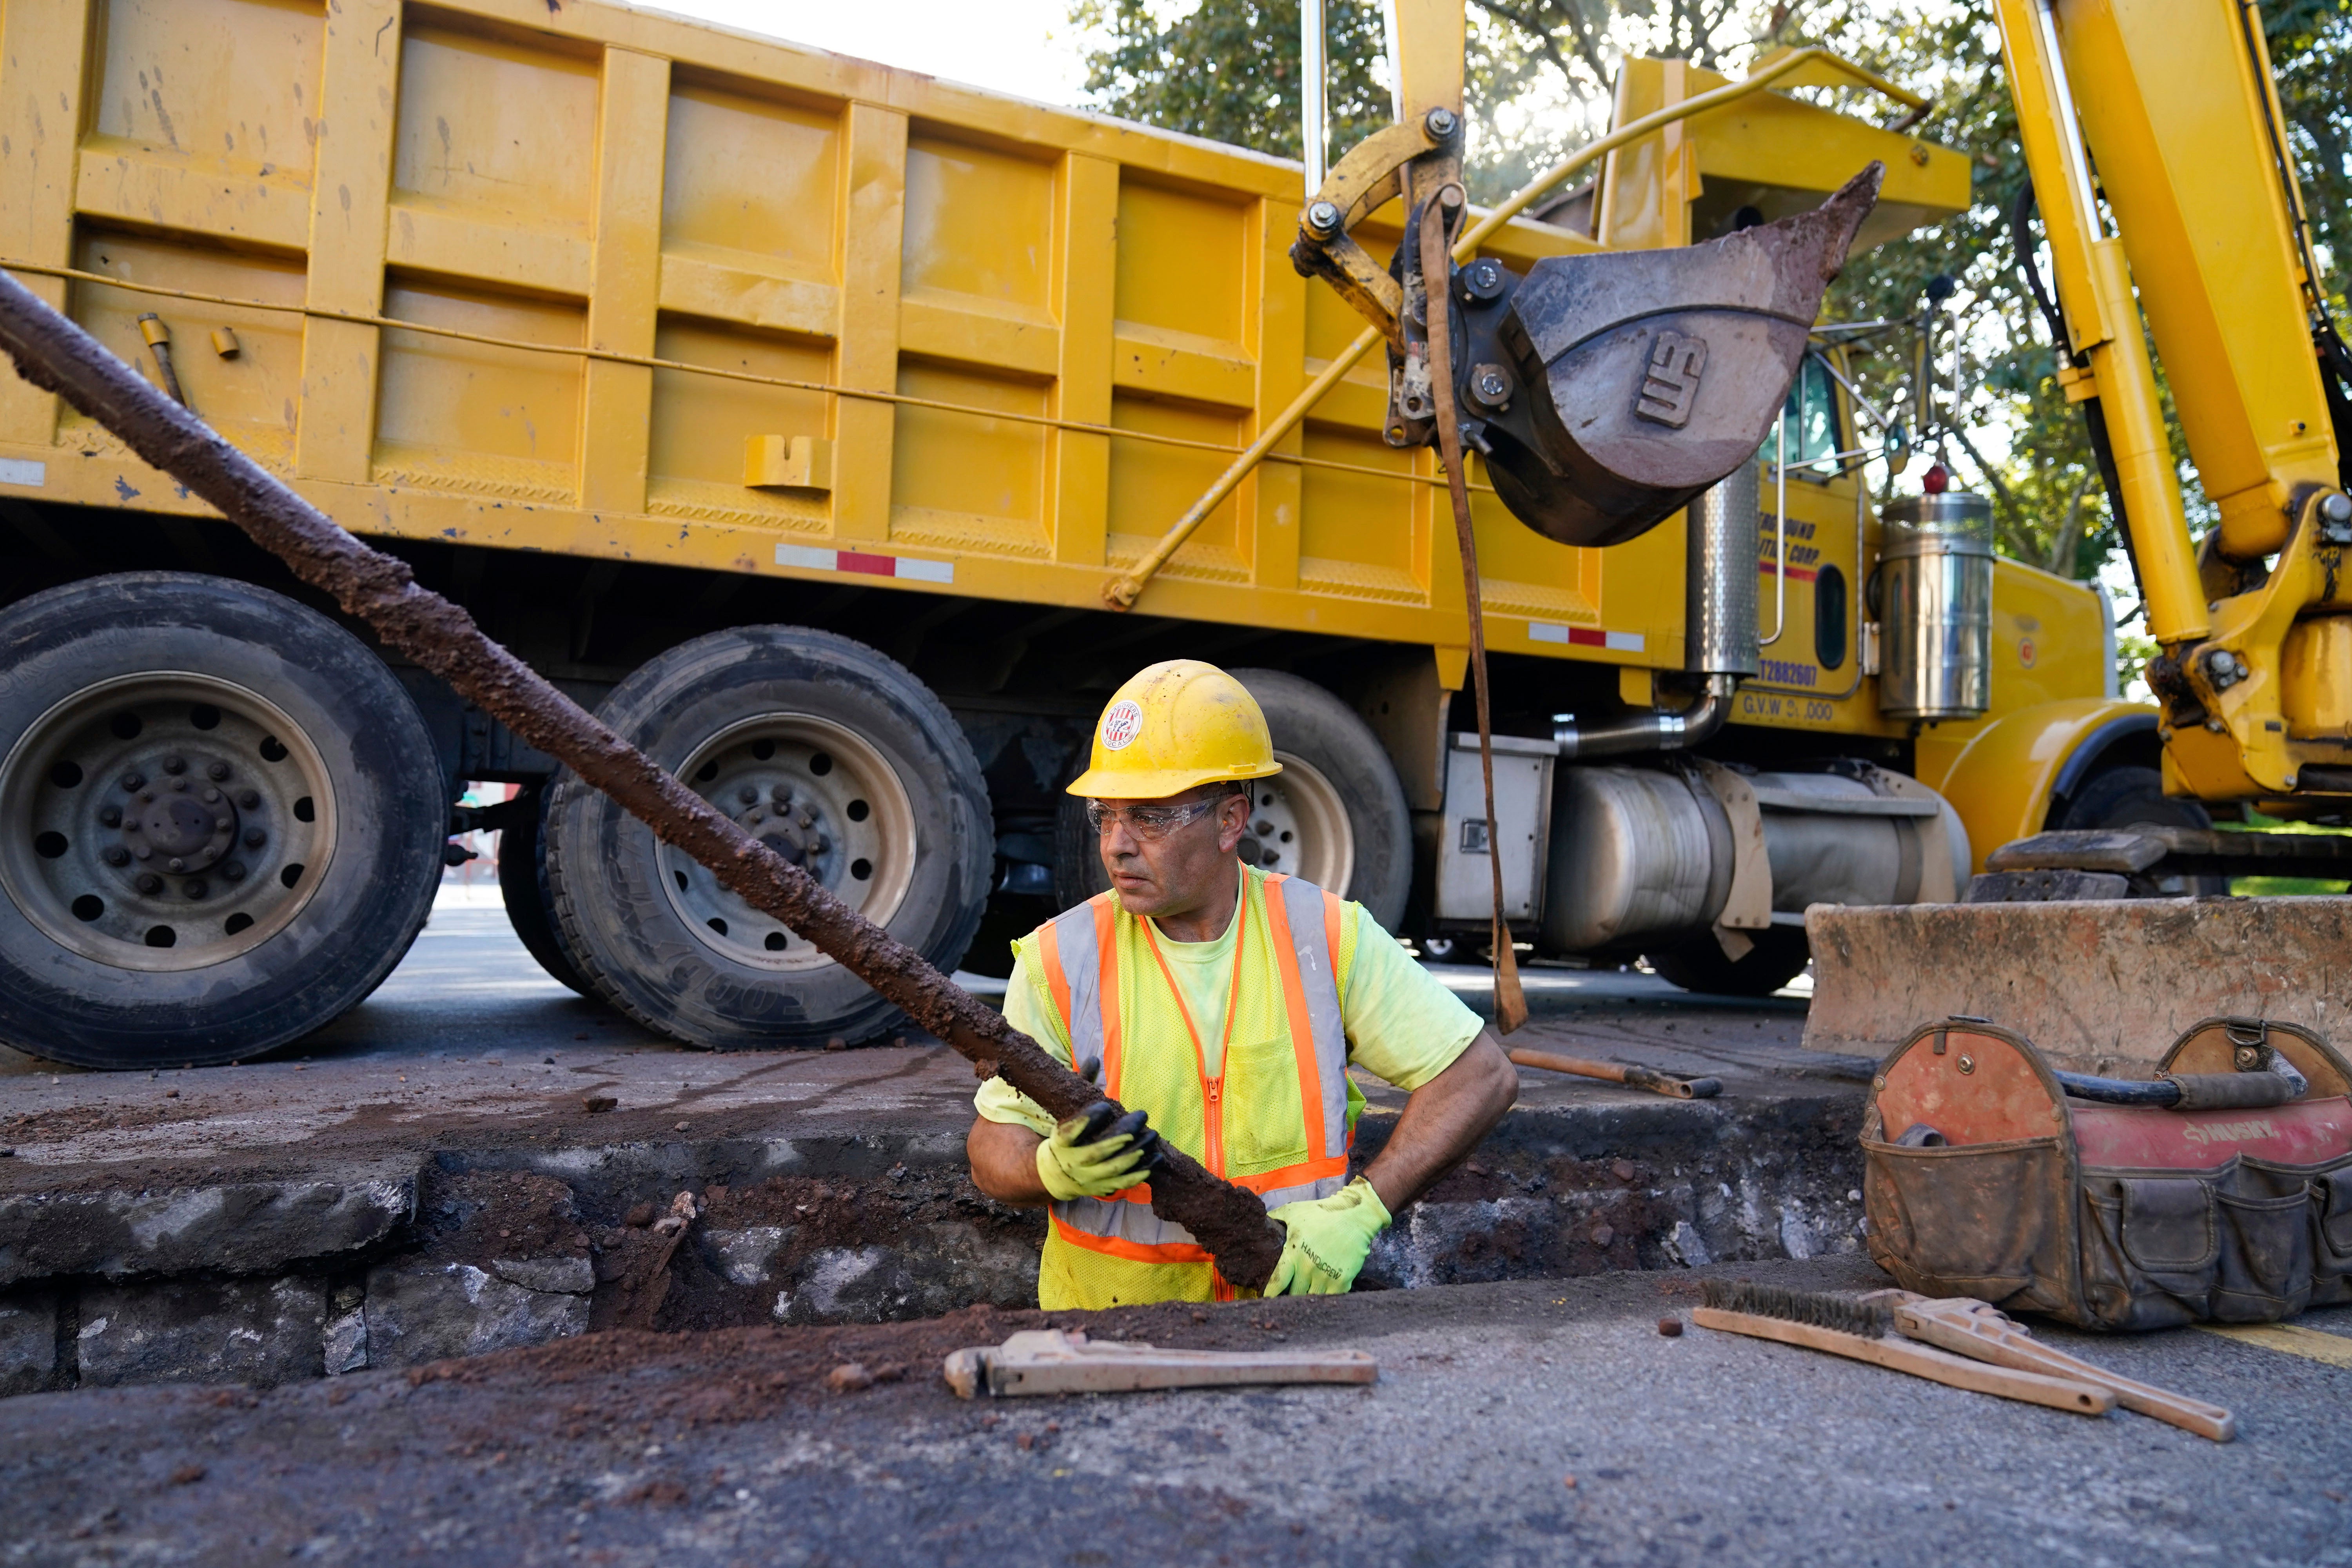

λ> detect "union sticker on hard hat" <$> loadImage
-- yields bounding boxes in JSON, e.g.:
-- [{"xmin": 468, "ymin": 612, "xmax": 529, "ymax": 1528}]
[{"xmin": 1100, "ymin": 699, "xmax": 1144, "ymax": 752}]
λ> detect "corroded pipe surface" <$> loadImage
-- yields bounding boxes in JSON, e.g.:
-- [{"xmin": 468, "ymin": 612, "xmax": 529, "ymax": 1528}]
[{"xmin": 0, "ymin": 269, "xmax": 1286, "ymax": 1291}]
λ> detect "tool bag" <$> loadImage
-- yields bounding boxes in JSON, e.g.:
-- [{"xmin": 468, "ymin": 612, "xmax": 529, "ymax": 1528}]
[{"xmin": 1860, "ymin": 1017, "xmax": 2352, "ymax": 1330}]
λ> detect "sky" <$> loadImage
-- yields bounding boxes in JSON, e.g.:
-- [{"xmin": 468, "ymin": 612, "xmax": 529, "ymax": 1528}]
[{"xmin": 642, "ymin": 0, "xmax": 1098, "ymax": 107}]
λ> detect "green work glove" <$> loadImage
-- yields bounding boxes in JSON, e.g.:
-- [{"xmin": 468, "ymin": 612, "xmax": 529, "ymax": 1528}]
[
  {"xmin": 1035, "ymin": 1104, "xmax": 1162, "ymax": 1202},
  {"xmin": 1264, "ymin": 1178, "xmax": 1392, "ymax": 1296}
]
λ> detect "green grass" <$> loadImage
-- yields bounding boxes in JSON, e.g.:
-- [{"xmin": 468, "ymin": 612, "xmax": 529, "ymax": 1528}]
[
  {"xmin": 2229, "ymin": 875, "xmax": 2351, "ymax": 896},
  {"xmin": 2220, "ymin": 811, "xmax": 2352, "ymax": 896}
]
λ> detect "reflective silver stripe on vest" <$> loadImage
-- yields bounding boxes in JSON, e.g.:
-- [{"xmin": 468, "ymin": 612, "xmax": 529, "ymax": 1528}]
[
  {"xmin": 1050, "ymin": 898, "xmax": 1107, "ymax": 1071},
  {"xmin": 1274, "ymin": 873, "xmax": 1349, "ymax": 1168},
  {"xmin": 1047, "ymin": 875, "xmax": 1351, "ymax": 1254}
]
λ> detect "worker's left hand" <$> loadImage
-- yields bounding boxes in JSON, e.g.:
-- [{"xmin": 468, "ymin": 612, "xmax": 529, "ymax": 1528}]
[{"xmin": 1263, "ymin": 1178, "xmax": 1391, "ymax": 1296}]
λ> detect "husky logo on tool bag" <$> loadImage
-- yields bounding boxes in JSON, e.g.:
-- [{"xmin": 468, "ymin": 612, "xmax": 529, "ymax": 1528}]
[
  {"xmin": 1100, "ymin": 699, "xmax": 1143, "ymax": 751},
  {"xmin": 1634, "ymin": 330, "xmax": 1709, "ymax": 427},
  {"xmin": 2182, "ymin": 1116, "xmax": 2279, "ymax": 1147}
]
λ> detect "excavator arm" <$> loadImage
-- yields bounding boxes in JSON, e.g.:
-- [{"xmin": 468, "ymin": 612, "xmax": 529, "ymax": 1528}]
[
  {"xmin": 1994, "ymin": 0, "xmax": 2352, "ymax": 806},
  {"xmin": 1289, "ymin": 2, "xmax": 1885, "ymax": 550},
  {"xmin": 1303, "ymin": 0, "xmax": 2352, "ymax": 812}
]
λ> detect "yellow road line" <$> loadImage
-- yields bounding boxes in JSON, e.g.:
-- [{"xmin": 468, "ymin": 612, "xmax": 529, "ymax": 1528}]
[{"xmin": 2198, "ymin": 1322, "xmax": 2352, "ymax": 1369}]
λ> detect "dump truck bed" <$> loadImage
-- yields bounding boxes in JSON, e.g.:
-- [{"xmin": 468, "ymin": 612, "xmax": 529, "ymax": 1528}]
[{"xmin": 0, "ymin": 0, "xmax": 2005, "ymax": 719}]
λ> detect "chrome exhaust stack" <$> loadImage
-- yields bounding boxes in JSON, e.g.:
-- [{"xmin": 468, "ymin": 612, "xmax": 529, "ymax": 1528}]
[{"xmin": 1553, "ymin": 457, "xmax": 1757, "ymax": 759}]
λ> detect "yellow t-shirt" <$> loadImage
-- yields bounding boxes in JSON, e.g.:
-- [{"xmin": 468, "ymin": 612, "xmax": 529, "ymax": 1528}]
[{"xmin": 973, "ymin": 868, "xmax": 1484, "ymax": 1136}]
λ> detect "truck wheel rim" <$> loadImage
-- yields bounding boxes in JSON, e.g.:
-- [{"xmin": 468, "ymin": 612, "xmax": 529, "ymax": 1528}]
[
  {"xmin": 0, "ymin": 673, "xmax": 338, "ymax": 972},
  {"xmin": 661, "ymin": 714, "xmax": 917, "ymax": 973},
  {"xmin": 1242, "ymin": 752, "xmax": 1354, "ymax": 896}
]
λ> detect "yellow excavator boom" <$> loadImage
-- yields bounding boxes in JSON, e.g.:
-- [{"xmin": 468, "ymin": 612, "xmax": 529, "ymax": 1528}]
[{"xmin": 1993, "ymin": 0, "xmax": 2350, "ymax": 805}]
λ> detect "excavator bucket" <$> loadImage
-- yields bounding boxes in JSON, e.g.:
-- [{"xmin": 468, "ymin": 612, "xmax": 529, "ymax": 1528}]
[{"xmin": 1475, "ymin": 163, "xmax": 1884, "ymax": 548}]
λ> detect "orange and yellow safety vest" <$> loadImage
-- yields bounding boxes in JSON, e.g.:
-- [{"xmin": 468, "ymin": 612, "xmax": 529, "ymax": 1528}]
[{"xmin": 1032, "ymin": 866, "xmax": 1351, "ymax": 1308}]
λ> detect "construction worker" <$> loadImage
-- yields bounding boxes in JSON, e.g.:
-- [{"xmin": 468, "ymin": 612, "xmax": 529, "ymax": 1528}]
[{"xmin": 968, "ymin": 660, "xmax": 1519, "ymax": 1308}]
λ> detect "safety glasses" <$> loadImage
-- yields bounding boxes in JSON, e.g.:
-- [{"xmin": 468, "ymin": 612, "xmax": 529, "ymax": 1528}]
[{"xmin": 1084, "ymin": 797, "xmax": 1221, "ymax": 840}]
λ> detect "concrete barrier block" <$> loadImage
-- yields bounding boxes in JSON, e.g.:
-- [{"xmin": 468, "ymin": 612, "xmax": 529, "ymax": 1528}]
[
  {"xmin": 769, "ymin": 1223, "xmax": 1038, "ymax": 1325},
  {"xmin": 1806, "ymin": 897, "xmax": 2352, "ymax": 1071},
  {"xmin": 361, "ymin": 1262, "xmax": 588, "ymax": 1369},
  {"xmin": 0, "ymin": 1161, "xmax": 419, "ymax": 1287},
  {"xmin": 76, "ymin": 1276, "xmax": 326, "ymax": 1388},
  {"xmin": 0, "ymin": 1290, "xmax": 58, "ymax": 1396}
]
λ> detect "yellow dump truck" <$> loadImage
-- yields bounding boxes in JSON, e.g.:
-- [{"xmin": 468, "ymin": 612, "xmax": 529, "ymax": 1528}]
[{"xmin": 0, "ymin": 0, "xmax": 2129, "ymax": 1067}]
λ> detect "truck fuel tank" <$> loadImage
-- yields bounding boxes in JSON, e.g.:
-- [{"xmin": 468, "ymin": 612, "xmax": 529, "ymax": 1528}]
[{"xmin": 1540, "ymin": 761, "xmax": 1971, "ymax": 955}]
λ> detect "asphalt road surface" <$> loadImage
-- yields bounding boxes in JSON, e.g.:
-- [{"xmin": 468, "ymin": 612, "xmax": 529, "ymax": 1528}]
[
  {"xmin": 3, "ymin": 1259, "xmax": 2347, "ymax": 1566},
  {"xmin": 4, "ymin": 886, "xmax": 2348, "ymax": 1565}
]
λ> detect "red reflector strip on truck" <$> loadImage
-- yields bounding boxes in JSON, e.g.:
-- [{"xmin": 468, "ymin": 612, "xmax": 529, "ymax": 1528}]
[
  {"xmin": 774, "ymin": 544, "xmax": 955, "ymax": 584},
  {"xmin": 1527, "ymin": 621, "xmax": 1644, "ymax": 653}
]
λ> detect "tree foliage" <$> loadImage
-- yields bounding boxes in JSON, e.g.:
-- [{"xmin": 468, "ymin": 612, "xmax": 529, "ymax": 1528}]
[
  {"xmin": 1075, "ymin": 0, "xmax": 2351, "ymax": 690},
  {"xmin": 1071, "ymin": 0, "xmax": 1394, "ymax": 164}
]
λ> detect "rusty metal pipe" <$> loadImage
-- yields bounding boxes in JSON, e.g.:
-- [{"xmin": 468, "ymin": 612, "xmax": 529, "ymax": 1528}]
[{"xmin": 0, "ymin": 268, "xmax": 1289, "ymax": 1291}]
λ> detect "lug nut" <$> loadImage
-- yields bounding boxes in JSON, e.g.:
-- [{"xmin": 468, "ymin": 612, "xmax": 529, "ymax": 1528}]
[
  {"xmin": 135, "ymin": 873, "xmax": 163, "ymax": 895},
  {"xmin": 132, "ymin": 846, "xmax": 152, "ymax": 861},
  {"xmin": 169, "ymin": 778, "xmax": 188, "ymax": 793},
  {"xmin": 183, "ymin": 879, "xmax": 207, "ymax": 899},
  {"xmin": 167, "ymin": 857, "xmax": 186, "ymax": 872},
  {"xmin": 222, "ymin": 862, "xmax": 246, "ymax": 883},
  {"xmin": 243, "ymin": 829, "xmax": 265, "ymax": 848},
  {"xmin": 207, "ymin": 761, "xmax": 230, "ymax": 781},
  {"xmin": 201, "ymin": 788, "xmax": 220, "ymax": 804},
  {"xmin": 213, "ymin": 816, "xmax": 230, "ymax": 830},
  {"xmin": 237, "ymin": 790, "xmax": 259, "ymax": 809},
  {"xmin": 771, "ymin": 785, "xmax": 792, "ymax": 804},
  {"xmin": 103, "ymin": 846, "xmax": 131, "ymax": 867},
  {"xmin": 748, "ymin": 809, "xmax": 766, "ymax": 825},
  {"xmin": 162, "ymin": 756, "xmax": 186, "ymax": 775},
  {"xmin": 139, "ymin": 791, "xmax": 154, "ymax": 803},
  {"xmin": 738, "ymin": 786, "xmax": 758, "ymax": 804},
  {"xmin": 120, "ymin": 772, "xmax": 145, "ymax": 791},
  {"xmin": 100, "ymin": 806, "xmax": 122, "ymax": 828}
]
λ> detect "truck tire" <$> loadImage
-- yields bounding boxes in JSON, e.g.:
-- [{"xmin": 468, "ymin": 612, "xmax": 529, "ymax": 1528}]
[
  {"xmin": 2049, "ymin": 764, "xmax": 2223, "ymax": 895},
  {"xmin": 1056, "ymin": 670, "xmax": 1411, "ymax": 930},
  {"xmin": 0, "ymin": 573, "xmax": 446, "ymax": 1068},
  {"xmin": 497, "ymin": 787, "xmax": 590, "ymax": 996},
  {"xmin": 1231, "ymin": 670, "xmax": 1412, "ymax": 929},
  {"xmin": 2050, "ymin": 764, "xmax": 2211, "ymax": 834},
  {"xmin": 542, "ymin": 627, "xmax": 993, "ymax": 1049},
  {"xmin": 1645, "ymin": 926, "xmax": 1811, "ymax": 998}
]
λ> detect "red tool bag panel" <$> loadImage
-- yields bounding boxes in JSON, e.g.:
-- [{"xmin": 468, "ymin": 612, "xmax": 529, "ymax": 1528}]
[{"xmin": 1860, "ymin": 1017, "xmax": 2352, "ymax": 1331}]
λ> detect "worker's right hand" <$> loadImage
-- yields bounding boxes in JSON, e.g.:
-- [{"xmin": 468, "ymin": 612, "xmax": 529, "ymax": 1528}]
[{"xmin": 1034, "ymin": 1103, "xmax": 1163, "ymax": 1201}]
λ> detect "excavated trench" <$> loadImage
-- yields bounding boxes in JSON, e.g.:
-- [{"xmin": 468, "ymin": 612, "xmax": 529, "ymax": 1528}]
[{"xmin": 0, "ymin": 1081, "xmax": 1867, "ymax": 1397}]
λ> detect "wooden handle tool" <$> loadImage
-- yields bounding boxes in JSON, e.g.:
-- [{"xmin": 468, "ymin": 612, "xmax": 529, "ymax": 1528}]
[
  {"xmin": 1891, "ymin": 1296, "xmax": 2236, "ymax": 1442},
  {"xmin": 1691, "ymin": 1306, "xmax": 2117, "ymax": 1416},
  {"xmin": 1509, "ymin": 1047, "xmax": 1721, "ymax": 1099}
]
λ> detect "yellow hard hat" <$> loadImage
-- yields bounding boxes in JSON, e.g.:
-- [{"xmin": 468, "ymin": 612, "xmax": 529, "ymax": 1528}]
[{"xmin": 1067, "ymin": 661, "xmax": 1283, "ymax": 799}]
